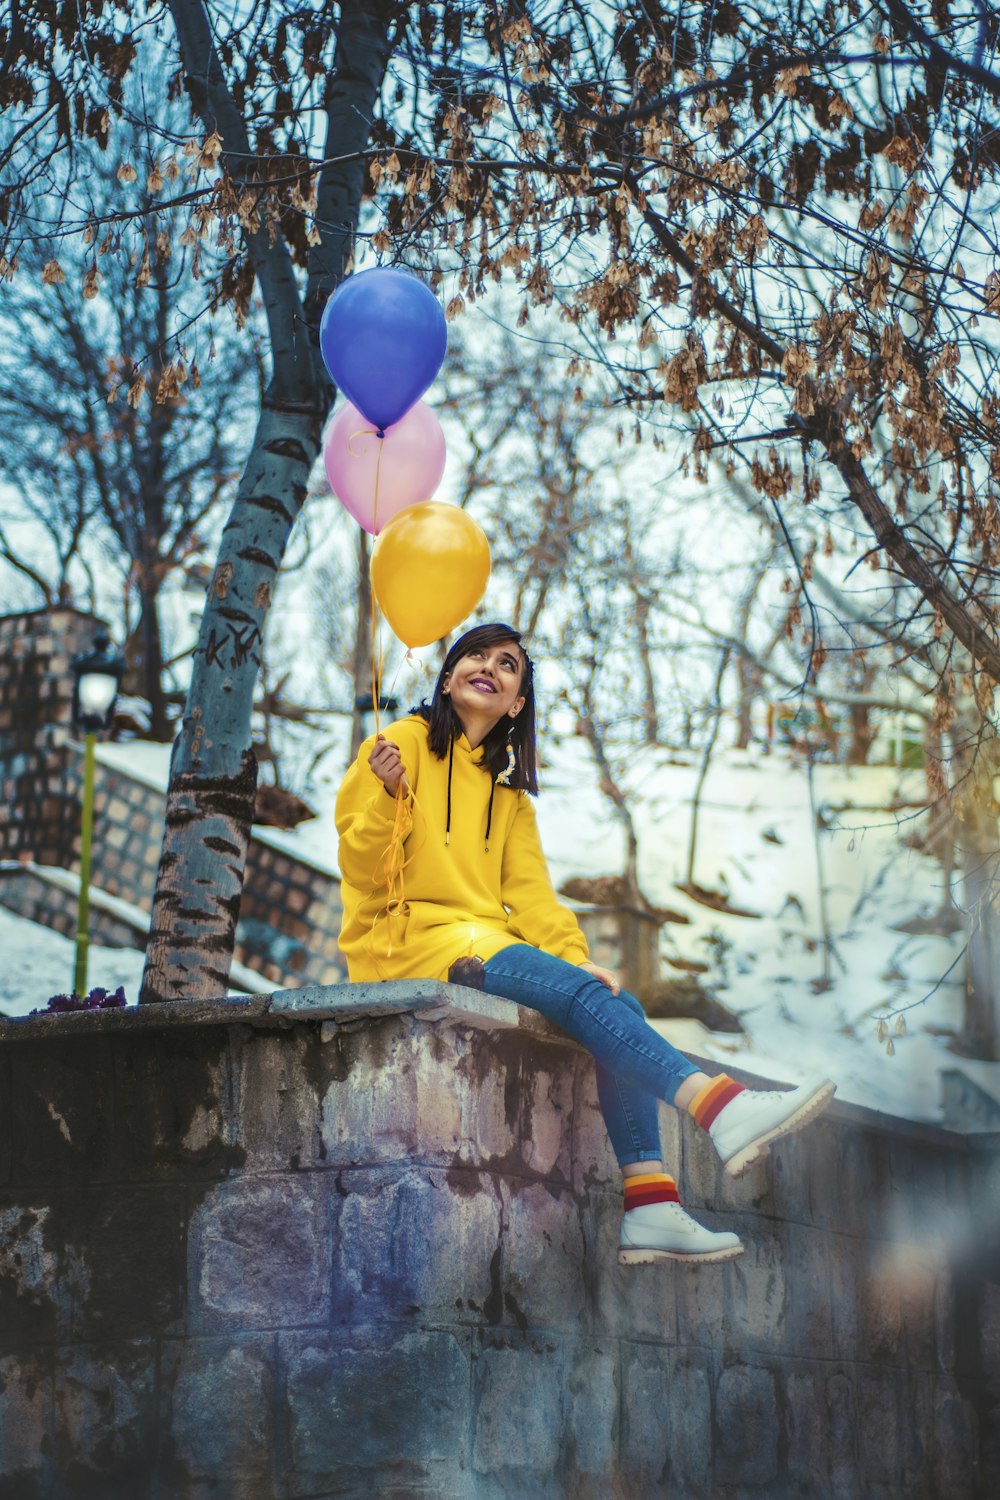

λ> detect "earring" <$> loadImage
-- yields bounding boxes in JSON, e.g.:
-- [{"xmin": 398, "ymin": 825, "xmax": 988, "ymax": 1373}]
[{"xmin": 496, "ymin": 719, "xmax": 517, "ymax": 786}]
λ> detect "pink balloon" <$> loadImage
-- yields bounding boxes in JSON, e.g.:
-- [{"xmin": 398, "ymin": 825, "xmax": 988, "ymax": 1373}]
[{"xmin": 323, "ymin": 398, "xmax": 446, "ymax": 534}]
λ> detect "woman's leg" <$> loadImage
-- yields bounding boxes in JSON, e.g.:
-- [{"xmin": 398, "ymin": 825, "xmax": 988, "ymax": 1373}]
[
  {"xmin": 589, "ymin": 989, "xmax": 685, "ymax": 1169},
  {"xmin": 482, "ymin": 944, "xmax": 835, "ymax": 1185},
  {"xmin": 482, "ymin": 945, "xmax": 744, "ymax": 1264},
  {"xmin": 482, "ymin": 943, "xmax": 701, "ymax": 1109}
]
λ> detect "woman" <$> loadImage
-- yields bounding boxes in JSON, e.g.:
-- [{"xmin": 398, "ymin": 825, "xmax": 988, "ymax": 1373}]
[{"xmin": 336, "ymin": 622, "xmax": 835, "ymax": 1265}]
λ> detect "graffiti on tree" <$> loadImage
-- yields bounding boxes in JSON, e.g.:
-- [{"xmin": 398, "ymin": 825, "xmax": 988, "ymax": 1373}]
[{"xmin": 204, "ymin": 622, "xmax": 263, "ymax": 670}]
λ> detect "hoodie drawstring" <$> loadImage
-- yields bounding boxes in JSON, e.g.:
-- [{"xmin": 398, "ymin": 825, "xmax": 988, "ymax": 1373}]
[
  {"xmin": 445, "ymin": 732, "xmax": 499, "ymax": 851},
  {"xmin": 485, "ymin": 779, "xmax": 496, "ymax": 852},
  {"xmin": 445, "ymin": 735, "xmax": 454, "ymax": 845}
]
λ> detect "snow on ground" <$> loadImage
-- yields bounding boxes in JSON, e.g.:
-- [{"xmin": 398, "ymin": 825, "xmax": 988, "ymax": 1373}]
[
  {"xmin": 536, "ymin": 739, "xmax": 979, "ymax": 1124},
  {"xmin": 24, "ymin": 733, "xmax": 999, "ymax": 1126},
  {"xmin": 0, "ymin": 905, "xmax": 148, "ymax": 1018}
]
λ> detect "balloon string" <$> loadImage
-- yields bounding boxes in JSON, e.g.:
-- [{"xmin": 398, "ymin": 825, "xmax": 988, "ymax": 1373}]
[
  {"xmin": 347, "ymin": 424, "xmax": 379, "ymax": 458},
  {"xmin": 369, "ymin": 586, "xmax": 384, "ymax": 740},
  {"xmin": 379, "ymin": 785, "xmax": 410, "ymax": 959},
  {"xmin": 363, "ymin": 424, "xmax": 404, "ymax": 976},
  {"xmin": 364, "ymin": 780, "xmax": 428, "ymax": 976},
  {"xmin": 369, "ymin": 432, "xmax": 386, "ymax": 737},
  {"xmin": 383, "ymin": 647, "xmax": 416, "ymax": 711}
]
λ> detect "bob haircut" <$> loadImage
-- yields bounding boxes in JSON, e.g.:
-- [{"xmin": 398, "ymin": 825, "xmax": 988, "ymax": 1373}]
[{"xmin": 412, "ymin": 622, "xmax": 538, "ymax": 794}]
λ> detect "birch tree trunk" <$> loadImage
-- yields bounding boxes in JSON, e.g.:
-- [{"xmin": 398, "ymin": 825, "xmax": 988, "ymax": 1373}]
[{"xmin": 140, "ymin": 0, "xmax": 396, "ymax": 1001}]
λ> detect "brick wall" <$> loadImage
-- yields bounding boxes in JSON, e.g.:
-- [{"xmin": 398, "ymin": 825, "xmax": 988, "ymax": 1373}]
[
  {"xmin": 0, "ymin": 866, "xmax": 143, "ymax": 953},
  {"xmin": 0, "ymin": 608, "xmax": 107, "ymax": 866},
  {"xmin": 61, "ymin": 751, "xmax": 347, "ymax": 989},
  {"xmin": 0, "ymin": 985, "xmax": 996, "ymax": 1498},
  {"xmin": 1, "ymin": 607, "xmax": 347, "ymax": 989},
  {"xmin": 238, "ymin": 840, "xmax": 344, "ymax": 986}
]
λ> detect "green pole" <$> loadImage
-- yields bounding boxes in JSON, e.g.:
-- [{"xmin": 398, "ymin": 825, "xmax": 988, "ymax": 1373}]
[{"xmin": 73, "ymin": 731, "xmax": 97, "ymax": 997}]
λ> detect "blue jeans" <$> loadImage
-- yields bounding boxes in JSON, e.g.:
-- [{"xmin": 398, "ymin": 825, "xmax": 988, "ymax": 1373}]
[{"xmin": 481, "ymin": 944, "xmax": 699, "ymax": 1168}]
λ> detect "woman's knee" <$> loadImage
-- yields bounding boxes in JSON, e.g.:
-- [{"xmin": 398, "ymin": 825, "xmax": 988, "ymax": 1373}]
[
  {"xmin": 613, "ymin": 988, "xmax": 647, "ymax": 1020},
  {"xmin": 575, "ymin": 971, "xmax": 648, "ymax": 1021}
]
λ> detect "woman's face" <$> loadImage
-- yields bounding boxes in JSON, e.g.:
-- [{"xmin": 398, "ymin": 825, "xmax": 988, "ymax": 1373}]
[{"xmin": 442, "ymin": 639, "xmax": 526, "ymax": 731}]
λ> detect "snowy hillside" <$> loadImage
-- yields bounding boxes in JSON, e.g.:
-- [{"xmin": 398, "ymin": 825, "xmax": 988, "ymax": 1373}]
[{"xmin": 535, "ymin": 740, "xmax": 983, "ymax": 1124}]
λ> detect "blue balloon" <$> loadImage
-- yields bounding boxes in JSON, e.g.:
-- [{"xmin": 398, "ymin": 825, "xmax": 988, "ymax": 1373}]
[{"xmin": 319, "ymin": 268, "xmax": 448, "ymax": 431}]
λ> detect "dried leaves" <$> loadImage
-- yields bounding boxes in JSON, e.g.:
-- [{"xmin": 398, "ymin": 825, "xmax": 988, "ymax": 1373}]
[
  {"xmin": 6, "ymin": 0, "xmax": 1000, "ymax": 691},
  {"xmin": 155, "ymin": 359, "xmax": 189, "ymax": 403},
  {"xmin": 661, "ymin": 336, "xmax": 707, "ymax": 411}
]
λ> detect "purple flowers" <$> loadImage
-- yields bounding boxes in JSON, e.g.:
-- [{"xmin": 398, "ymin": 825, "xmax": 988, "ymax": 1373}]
[{"xmin": 34, "ymin": 986, "xmax": 128, "ymax": 1015}]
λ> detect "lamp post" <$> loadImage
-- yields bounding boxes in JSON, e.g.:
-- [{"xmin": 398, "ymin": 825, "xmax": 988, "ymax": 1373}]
[
  {"xmin": 70, "ymin": 632, "xmax": 125, "ymax": 996},
  {"xmin": 354, "ymin": 691, "xmax": 399, "ymax": 742}
]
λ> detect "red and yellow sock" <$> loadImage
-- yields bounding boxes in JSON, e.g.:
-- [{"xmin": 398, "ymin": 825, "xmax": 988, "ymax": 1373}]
[
  {"xmin": 687, "ymin": 1074, "xmax": 745, "ymax": 1130},
  {"xmin": 623, "ymin": 1172, "xmax": 680, "ymax": 1212}
]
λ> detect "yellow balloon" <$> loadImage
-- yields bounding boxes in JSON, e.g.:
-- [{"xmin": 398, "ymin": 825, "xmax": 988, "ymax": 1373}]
[{"xmin": 370, "ymin": 502, "xmax": 492, "ymax": 647}]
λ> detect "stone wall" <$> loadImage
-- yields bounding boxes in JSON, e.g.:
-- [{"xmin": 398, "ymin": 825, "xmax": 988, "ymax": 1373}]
[{"xmin": 0, "ymin": 984, "xmax": 996, "ymax": 1499}]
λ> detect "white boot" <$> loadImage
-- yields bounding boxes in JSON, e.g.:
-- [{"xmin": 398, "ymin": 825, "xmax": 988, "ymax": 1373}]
[
  {"xmin": 618, "ymin": 1200, "xmax": 743, "ymax": 1266},
  {"xmin": 709, "ymin": 1076, "xmax": 836, "ymax": 1179}
]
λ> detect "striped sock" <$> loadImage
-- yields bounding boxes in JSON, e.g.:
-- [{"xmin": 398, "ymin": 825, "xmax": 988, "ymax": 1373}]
[
  {"xmin": 687, "ymin": 1074, "xmax": 746, "ymax": 1131},
  {"xmin": 623, "ymin": 1172, "xmax": 680, "ymax": 1212}
]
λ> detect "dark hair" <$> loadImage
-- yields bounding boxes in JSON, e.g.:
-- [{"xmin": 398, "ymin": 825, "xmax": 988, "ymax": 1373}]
[{"xmin": 411, "ymin": 622, "xmax": 539, "ymax": 794}]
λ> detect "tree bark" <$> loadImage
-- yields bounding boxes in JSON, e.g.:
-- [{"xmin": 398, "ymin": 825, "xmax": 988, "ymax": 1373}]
[
  {"xmin": 847, "ymin": 701, "xmax": 876, "ymax": 766},
  {"xmin": 141, "ymin": 0, "xmax": 396, "ymax": 1001},
  {"xmin": 622, "ymin": 519, "xmax": 660, "ymax": 745},
  {"xmin": 734, "ymin": 657, "xmax": 758, "ymax": 751},
  {"xmin": 685, "ymin": 648, "xmax": 730, "ymax": 889},
  {"xmin": 128, "ymin": 577, "xmax": 172, "ymax": 741},
  {"xmin": 950, "ymin": 706, "xmax": 1000, "ymax": 1059}
]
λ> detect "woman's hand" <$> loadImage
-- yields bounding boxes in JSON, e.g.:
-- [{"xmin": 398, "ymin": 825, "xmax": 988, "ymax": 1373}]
[
  {"xmin": 369, "ymin": 734, "xmax": 409, "ymax": 796},
  {"xmin": 579, "ymin": 961, "xmax": 621, "ymax": 995}
]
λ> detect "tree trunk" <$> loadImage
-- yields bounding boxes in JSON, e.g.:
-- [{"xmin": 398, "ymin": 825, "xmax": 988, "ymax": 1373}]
[
  {"xmin": 127, "ymin": 579, "xmax": 172, "ymax": 741},
  {"xmin": 140, "ymin": 396, "xmax": 319, "ymax": 1002},
  {"xmin": 734, "ymin": 657, "xmax": 757, "ymax": 750},
  {"xmin": 685, "ymin": 648, "xmax": 730, "ymax": 889},
  {"xmin": 139, "ymin": 749, "xmax": 258, "ymax": 1000},
  {"xmin": 847, "ymin": 702, "xmax": 876, "ymax": 766},
  {"xmin": 730, "ymin": 559, "xmax": 771, "ymax": 750},
  {"xmin": 951, "ymin": 707, "xmax": 1000, "ymax": 1059},
  {"xmin": 621, "ymin": 521, "xmax": 660, "ymax": 745},
  {"xmin": 141, "ymin": 0, "xmax": 395, "ymax": 1002}
]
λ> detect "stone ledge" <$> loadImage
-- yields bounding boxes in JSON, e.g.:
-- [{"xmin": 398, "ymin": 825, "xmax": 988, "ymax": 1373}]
[
  {"xmin": 0, "ymin": 979, "xmax": 520, "ymax": 1044},
  {"xmin": 0, "ymin": 980, "xmax": 986, "ymax": 1155}
]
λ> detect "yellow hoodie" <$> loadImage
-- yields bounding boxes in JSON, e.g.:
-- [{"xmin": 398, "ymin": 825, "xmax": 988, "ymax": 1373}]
[{"xmin": 335, "ymin": 714, "xmax": 589, "ymax": 981}]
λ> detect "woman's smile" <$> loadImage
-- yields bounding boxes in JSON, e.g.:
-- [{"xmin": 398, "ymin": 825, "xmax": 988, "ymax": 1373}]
[{"xmin": 444, "ymin": 642, "xmax": 525, "ymax": 741}]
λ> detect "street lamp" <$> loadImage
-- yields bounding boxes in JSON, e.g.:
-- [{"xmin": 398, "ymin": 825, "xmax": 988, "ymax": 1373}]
[
  {"xmin": 70, "ymin": 632, "xmax": 125, "ymax": 996},
  {"xmin": 354, "ymin": 691, "xmax": 399, "ymax": 741}
]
